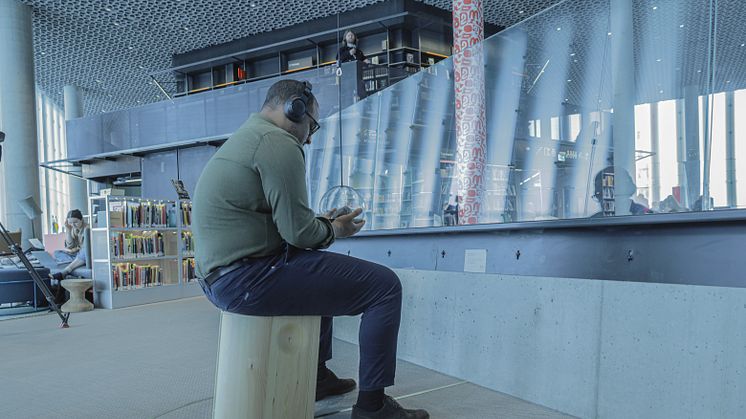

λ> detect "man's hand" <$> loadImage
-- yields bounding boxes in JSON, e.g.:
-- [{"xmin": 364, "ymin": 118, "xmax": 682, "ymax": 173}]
[
  {"xmin": 321, "ymin": 208, "xmax": 337, "ymax": 220},
  {"xmin": 331, "ymin": 207, "xmax": 365, "ymax": 239}
]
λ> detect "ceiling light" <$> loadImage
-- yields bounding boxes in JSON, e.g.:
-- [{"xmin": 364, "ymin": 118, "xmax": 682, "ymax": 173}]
[
  {"xmin": 607, "ymin": 32, "xmax": 612, "ymax": 36},
  {"xmin": 570, "ymin": 53, "xmax": 575, "ymax": 57},
  {"xmin": 573, "ymin": 59, "xmax": 578, "ymax": 63},
  {"xmin": 741, "ymin": 43, "xmax": 745, "ymax": 47},
  {"xmin": 656, "ymin": 58, "xmax": 662, "ymax": 62},
  {"xmin": 697, "ymin": 69, "xmax": 702, "ymax": 73},
  {"xmin": 726, "ymin": 80, "xmax": 731, "ymax": 83},
  {"xmin": 113, "ymin": 22, "xmax": 120, "ymax": 26},
  {"xmin": 95, "ymin": 79, "xmax": 102, "ymax": 83},
  {"xmin": 40, "ymin": 51, "xmax": 46, "ymax": 55},
  {"xmin": 519, "ymin": 10, "xmax": 524, "ymax": 14},
  {"xmin": 250, "ymin": 2, "xmax": 256, "ymax": 6},
  {"xmin": 556, "ymin": 27, "xmax": 561, "ymax": 31},
  {"xmin": 182, "ymin": 26, "xmax": 189, "ymax": 31},
  {"xmin": 128, "ymin": 46, "xmax": 134, "ymax": 50},
  {"xmin": 659, "ymin": 90, "xmax": 663, "ymax": 94},
  {"xmin": 679, "ymin": 24, "xmax": 684, "ymax": 28},
  {"xmin": 567, "ymin": 79, "xmax": 572, "ymax": 82},
  {"xmin": 104, "ymin": 7, "xmax": 111, "ymax": 12},
  {"xmin": 138, "ymin": 65, "xmax": 145, "ymax": 69},
  {"xmin": 652, "ymin": 6, "xmax": 658, "ymax": 10}
]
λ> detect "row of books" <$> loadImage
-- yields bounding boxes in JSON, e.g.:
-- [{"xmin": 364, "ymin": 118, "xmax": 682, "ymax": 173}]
[
  {"xmin": 182, "ymin": 231, "xmax": 194, "ymax": 255},
  {"xmin": 110, "ymin": 201, "xmax": 174, "ymax": 228},
  {"xmin": 182, "ymin": 258, "xmax": 196, "ymax": 282},
  {"xmin": 111, "ymin": 232, "xmax": 167, "ymax": 259},
  {"xmin": 180, "ymin": 202, "xmax": 192, "ymax": 227},
  {"xmin": 362, "ymin": 67, "xmax": 389, "ymax": 80},
  {"xmin": 112, "ymin": 263, "xmax": 162, "ymax": 290}
]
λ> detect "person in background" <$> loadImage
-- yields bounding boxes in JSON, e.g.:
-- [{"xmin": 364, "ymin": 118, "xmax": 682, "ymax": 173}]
[
  {"xmin": 53, "ymin": 209, "xmax": 87, "ymax": 264},
  {"xmin": 337, "ymin": 30, "xmax": 369, "ymax": 64},
  {"xmin": 50, "ymin": 209, "xmax": 90, "ymax": 301}
]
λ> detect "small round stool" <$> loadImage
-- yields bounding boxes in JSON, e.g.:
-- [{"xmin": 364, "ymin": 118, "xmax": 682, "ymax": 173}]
[{"xmin": 61, "ymin": 279, "xmax": 94, "ymax": 312}]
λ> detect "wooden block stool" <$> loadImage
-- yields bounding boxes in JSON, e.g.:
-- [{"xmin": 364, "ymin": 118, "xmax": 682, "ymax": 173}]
[
  {"xmin": 213, "ymin": 312, "xmax": 321, "ymax": 419},
  {"xmin": 61, "ymin": 279, "xmax": 94, "ymax": 312}
]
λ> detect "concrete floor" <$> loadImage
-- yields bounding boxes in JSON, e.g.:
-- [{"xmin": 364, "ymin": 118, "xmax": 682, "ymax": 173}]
[{"xmin": 0, "ymin": 297, "xmax": 575, "ymax": 419}]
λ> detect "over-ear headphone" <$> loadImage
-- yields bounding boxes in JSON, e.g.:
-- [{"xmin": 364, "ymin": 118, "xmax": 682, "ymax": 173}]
[{"xmin": 284, "ymin": 81, "xmax": 314, "ymax": 123}]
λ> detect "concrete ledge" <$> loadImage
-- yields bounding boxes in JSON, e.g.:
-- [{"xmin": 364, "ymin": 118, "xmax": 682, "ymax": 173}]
[{"xmin": 333, "ymin": 269, "xmax": 746, "ymax": 418}]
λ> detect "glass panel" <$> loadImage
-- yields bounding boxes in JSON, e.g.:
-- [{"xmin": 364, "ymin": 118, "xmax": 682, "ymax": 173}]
[{"xmin": 305, "ymin": 0, "xmax": 732, "ymax": 231}]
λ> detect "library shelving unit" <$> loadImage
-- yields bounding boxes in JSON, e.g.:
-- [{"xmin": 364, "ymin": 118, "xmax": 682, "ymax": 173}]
[
  {"xmin": 172, "ymin": 23, "xmax": 454, "ymax": 98},
  {"xmin": 601, "ymin": 169, "xmax": 616, "ymax": 216},
  {"xmin": 89, "ymin": 196, "xmax": 201, "ymax": 309}
]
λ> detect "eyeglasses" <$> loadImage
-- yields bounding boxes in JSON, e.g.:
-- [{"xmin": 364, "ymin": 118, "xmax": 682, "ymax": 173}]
[{"xmin": 306, "ymin": 111, "xmax": 320, "ymax": 137}]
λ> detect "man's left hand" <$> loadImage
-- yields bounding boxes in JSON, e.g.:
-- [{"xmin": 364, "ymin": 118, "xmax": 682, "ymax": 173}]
[{"xmin": 321, "ymin": 208, "xmax": 337, "ymax": 219}]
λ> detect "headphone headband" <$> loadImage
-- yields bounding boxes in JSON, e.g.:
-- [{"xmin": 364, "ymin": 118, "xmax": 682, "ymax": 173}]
[{"xmin": 284, "ymin": 80, "xmax": 314, "ymax": 123}]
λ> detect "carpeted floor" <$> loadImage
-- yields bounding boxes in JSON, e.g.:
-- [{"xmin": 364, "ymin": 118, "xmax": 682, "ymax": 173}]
[{"xmin": 0, "ymin": 297, "xmax": 575, "ymax": 419}]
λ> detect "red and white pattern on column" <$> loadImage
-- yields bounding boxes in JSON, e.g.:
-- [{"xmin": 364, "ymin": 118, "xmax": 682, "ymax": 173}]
[{"xmin": 453, "ymin": 0, "xmax": 486, "ymax": 225}]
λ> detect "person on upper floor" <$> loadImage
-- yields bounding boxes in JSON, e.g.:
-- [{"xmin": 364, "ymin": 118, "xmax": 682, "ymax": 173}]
[{"xmin": 337, "ymin": 30, "xmax": 369, "ymax": 64}]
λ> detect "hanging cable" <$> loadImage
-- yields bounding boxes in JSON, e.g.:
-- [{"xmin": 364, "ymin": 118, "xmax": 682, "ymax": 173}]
[{"xmin": 337, "ymin": 13, "xmax": 344, "ymax": 187}]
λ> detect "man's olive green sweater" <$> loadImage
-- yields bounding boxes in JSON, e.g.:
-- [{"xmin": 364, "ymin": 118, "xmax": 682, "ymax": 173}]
[{"xmin": 192, "ymin": 113, "xmax": 334, "ymax": 277}]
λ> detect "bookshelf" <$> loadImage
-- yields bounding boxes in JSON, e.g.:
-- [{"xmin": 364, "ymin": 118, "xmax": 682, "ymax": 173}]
[
  {"xmin": 601, "ymin": 170, "xmax": 616, "ymax": 216},
  {"xmin": 173, "ymin": 24, "xmax": 453, "ymax": 98},
  {"xmin": 89, "ymin": 196, "xmax": 200, "ymax": 309}
]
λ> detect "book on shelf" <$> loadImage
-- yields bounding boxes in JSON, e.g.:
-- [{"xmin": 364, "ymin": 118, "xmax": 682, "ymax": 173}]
[
  {"xmin": 111, "ymin": 231, "xmax": 166, "ymax": 259},
  {"xmin": 182, "ymin": 258, "xmax": 196, "ymax": 283},
  {"xmin": 181, "ymin": 231, "xmax": 194, "ymax": 255},
  {"xmin": 112, "ymin": 263, "xmax": 162, "ymax": 290},
  {"xmin": 180, "ymin": 202, "xmax": 192, "ymax": 227}
]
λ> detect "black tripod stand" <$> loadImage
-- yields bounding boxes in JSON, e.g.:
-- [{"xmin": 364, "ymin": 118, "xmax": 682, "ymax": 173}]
[{"xmin": 0, "ymin": 220, "xmax": 70, "ymax": 327}]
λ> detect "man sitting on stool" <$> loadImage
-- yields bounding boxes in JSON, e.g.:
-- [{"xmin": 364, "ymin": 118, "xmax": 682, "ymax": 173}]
[{"xmin": 192, "ymin": 79, "xmax": 428, "ymax": 419}]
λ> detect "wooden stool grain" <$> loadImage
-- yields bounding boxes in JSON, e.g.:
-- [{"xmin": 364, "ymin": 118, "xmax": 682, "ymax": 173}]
[{"xmin": 213, "ymin": 312, "xmax": 321, "ymax": 419}]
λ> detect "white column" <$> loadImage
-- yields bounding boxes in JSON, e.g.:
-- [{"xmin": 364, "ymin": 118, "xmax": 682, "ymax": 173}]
[
  {"xmin": 675, "ymin": 98, "xmax": 690, "ymax": 208},
  {"xmin": 63, "ymin": 85, "xmax": 89, "ymax": 215},
  {"xmin": 683, "ymin": 85, "xmax": 701, "ymax": 208},
  {"xmin": 725, "ymin": 91, "xmax": 737, "ymax": 207},
  {"xmin": 610, "ymin": 0, "xmax": 636, "ymax": 215},
  {"xmin": 0, "ymin": 0, "xmax": 42, "ymax": 244},
  {"xmin": 650, "ymin": 102, "xmax": 661, "ymax": 205}
]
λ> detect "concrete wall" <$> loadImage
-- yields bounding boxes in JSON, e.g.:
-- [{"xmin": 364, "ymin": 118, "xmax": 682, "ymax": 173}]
[{"xmin": 333, "ymin": 269, "xmax": 746, "ymax": 418}]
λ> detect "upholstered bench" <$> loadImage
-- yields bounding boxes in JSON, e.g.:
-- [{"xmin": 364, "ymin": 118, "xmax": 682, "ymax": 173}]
[{"xmin": 213, "ymin": 312, "xmax": 321, "ymax": 419}]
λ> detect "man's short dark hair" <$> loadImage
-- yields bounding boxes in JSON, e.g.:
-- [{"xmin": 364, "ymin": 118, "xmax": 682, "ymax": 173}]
[{"xmin": 261, "ymin": 79, "xmax": 318, "ymax": 113}]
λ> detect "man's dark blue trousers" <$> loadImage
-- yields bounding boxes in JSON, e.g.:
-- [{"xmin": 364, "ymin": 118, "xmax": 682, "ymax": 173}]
[{"xmin": 199, "ymin": 246, "xmax": 402, "ymax": 391}]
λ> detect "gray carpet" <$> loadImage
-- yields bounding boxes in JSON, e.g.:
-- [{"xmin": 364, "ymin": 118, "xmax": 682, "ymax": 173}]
[{"xmin": 0, "ymin": 297, "xmax": 575, "ymax": 419}]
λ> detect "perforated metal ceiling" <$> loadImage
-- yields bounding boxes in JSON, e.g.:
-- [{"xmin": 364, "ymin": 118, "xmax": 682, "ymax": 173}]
[
  {"xmin": 23, "ymin": 0, "xmax": 387, "ymax": 116},
  {"xmin": 22, "ymin": 0, "xmax": 561, "ymax": 116},
  {"xmin": 22, "ymin": 0, "xmax": 745, "ymax": 117}
]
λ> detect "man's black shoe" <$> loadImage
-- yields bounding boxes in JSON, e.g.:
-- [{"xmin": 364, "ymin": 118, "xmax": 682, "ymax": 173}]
[
  {"xmin": 315, "ymin": 369, "xmax": 356, "ymax": 401},
  {"xmin": 351, "ymin": 395, "xmax": 429, "ymax": 419}
]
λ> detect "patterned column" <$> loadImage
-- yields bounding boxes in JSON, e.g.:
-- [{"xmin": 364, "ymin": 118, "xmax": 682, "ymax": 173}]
[{"xmin": 453, "ymin": 0, "xmax": 486, "ymax": 224}]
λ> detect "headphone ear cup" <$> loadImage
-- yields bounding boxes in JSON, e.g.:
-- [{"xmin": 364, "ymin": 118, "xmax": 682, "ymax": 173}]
[{"xmin": 284, "ymin": 97, "xmax": 306, "ymax": 122}]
